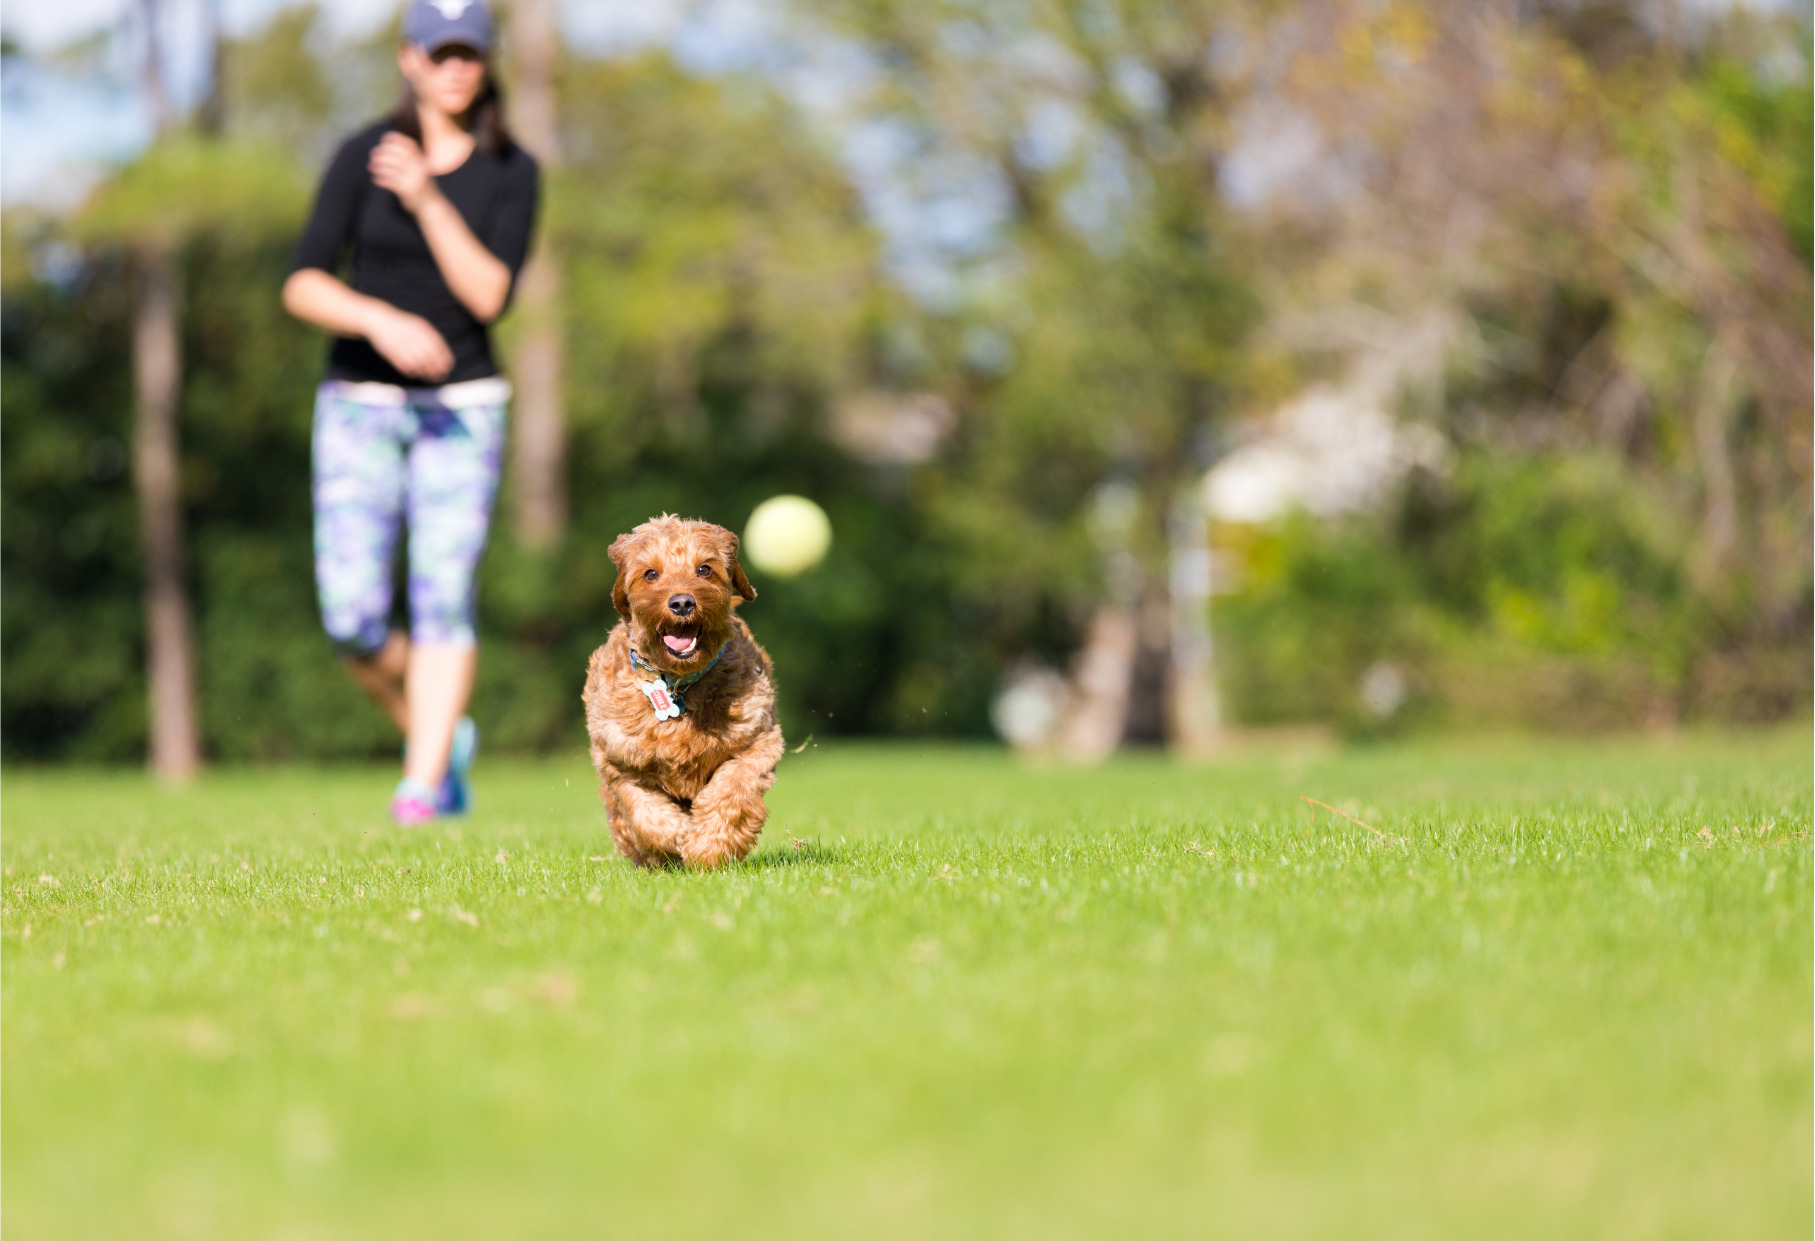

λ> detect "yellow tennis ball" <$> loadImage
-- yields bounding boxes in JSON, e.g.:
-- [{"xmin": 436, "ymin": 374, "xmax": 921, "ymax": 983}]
[{"xmin": 744, "ymin": 495, "xmax": 832, "ymax": 578}]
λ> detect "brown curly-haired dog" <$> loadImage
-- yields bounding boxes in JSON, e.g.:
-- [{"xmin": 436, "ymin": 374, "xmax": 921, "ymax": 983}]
[{"xmin": 582, "ymin": 515, "xmax": 784, "ymax": 868}]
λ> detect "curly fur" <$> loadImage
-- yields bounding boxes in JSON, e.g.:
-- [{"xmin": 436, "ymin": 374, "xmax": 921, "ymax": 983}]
[{"xmin": 583, "ymin": 515, "xmax": 784, "ymax": 868}]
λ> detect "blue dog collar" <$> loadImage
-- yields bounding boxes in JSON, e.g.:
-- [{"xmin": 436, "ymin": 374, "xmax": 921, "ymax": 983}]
[{"xmin": 627, "ymin": 640, "xmax": 727, "ymax": 717}]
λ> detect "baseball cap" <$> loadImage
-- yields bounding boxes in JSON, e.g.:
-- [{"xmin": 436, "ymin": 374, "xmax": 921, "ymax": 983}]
[{"xmin": 402, "ymin": 0, "xmax": 494, "ymax": 54}]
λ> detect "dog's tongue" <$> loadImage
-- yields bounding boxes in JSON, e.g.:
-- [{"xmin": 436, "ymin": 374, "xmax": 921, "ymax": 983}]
[{"xmin": 663, "ymin": 632, "xmax": 698, "ymax": 655}]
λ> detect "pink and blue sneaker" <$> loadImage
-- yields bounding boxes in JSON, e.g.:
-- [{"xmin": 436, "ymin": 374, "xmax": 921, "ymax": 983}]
[
  {"xmin": 390, "ymin": 778, "xmax": 440, "ymax": 827},
  {"xmin": 390, "ymin": 718, "xmax": 478, "ymax": 826},
  {"xmin": 437, "ymin": 717, "xmax": 478, "ymax": 816}
]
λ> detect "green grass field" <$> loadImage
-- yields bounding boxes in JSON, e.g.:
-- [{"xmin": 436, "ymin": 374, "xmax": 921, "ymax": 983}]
[{"xmin": 4, "ymin": 730, "xmax": 1810, "ymax": 1240}]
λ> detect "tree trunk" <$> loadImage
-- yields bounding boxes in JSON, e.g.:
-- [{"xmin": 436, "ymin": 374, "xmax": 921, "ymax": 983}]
[
  {"xmin": 131, "ymin": 0, "xmax": 199, "ymax": 780},
  {"xmin": 1167, "ymin": 488, "xmax": 1221, "ymax": 754},
  {"xmin": 196, "ymin": 0, "xmax": 225, "ymax": 135},
  {"xmin": 511, "ymin": 259, "xmax": 566, "ymax": 546},
  {"xmin": 138, "ymin": 0, "xmax": 172, "ymax": 130},
  {"xmin": 1690, "ymin": 329, "xmax": 1743, "ymax": 599},
  {"xmin": 1057, "ymin": 606, "xmax": 1139, "ymax": 762},
  {"xmin": 507, "ymin": 0, "xmax": 567, "ymax": 549},
  {"xmin": 133, "ymin": 245, "xmax": 201, "ymax": 782}
]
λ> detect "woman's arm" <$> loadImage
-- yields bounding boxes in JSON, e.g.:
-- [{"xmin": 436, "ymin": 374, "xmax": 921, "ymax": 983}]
[
  {"xmin": 369, "ymin": 133, "xmax": 513, "ymax": 323},
  {"xmin": 284, "ymin": 128, "xmax": 455, "ymax": 382},
  {"xmin": 282, "ymin": 269, "xmax": 454, "ymax": 382}
]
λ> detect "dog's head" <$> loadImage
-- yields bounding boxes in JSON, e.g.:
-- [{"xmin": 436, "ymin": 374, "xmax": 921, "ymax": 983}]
[{"xmin": 609, "ymin": 515, "xmax": 756, "ymax": 674}]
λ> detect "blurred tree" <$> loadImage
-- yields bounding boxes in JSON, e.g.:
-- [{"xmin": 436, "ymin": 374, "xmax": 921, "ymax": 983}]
[
  {"xmin": 1, "ymin": 234, "xmax": 148, "ymax": 761},
  {"xmin": 45, "ymin": 0, "xmax": 310, "ymax": 780},
  {"xmin": 807, "ymin": 0, "xmax": 1809, "ymax": 739},
  {"xmin": 504, "ymin": 0, "xmax": 569, "ymax": 549},
  {"xmin": 196, "ymin": 0, "xmax": 225, "ymax": 135},
  {"xmin": 57, "ymin": 2, "xmax": 310, "ymax": 771},
  {"xmin": 217, "ymin": 5, "xmax": 335, "ymax": 154},
  {"xmin": 132, "ymin": 0, "xmax": 197, "ymax": 782},
  {"xmin": 1237, "ymin": 0, "xmax": 1812, "ymax": 720},
  {"xmin": 69, "ymin": 131, "xmax": 313, "ymax": 768},
  {"xmin": 806, "ymin": 0, "xmax": 1261, "ymax": 754}
]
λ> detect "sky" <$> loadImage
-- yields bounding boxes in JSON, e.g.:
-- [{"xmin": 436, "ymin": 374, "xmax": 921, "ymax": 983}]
[
  {"xmin": 0, "ymin": 0, "xmax": 983, "ymax": 298},
  {"xmin": 1, "ymin": 0, "xmax": 1793, "ymax": 296},
  {"xmin": 0, "ymin": 0, "xmax": 702, "ymax": 207}
]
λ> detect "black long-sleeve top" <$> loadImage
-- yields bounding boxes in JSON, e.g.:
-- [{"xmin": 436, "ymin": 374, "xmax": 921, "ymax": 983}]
[{"xmin": 291, "ymin": 119, "xmax": 540, "ymax": 386}]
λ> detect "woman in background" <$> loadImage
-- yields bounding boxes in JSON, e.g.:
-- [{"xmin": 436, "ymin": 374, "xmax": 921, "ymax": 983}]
[{"xmin": 283, "ymin": 0, "xmax": 538, "ymax": 825}]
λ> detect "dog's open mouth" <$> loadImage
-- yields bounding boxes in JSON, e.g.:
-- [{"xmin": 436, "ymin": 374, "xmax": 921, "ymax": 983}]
[{"xmin": 662, "ymin": 626, "xmax": 700, "ymax": 658}]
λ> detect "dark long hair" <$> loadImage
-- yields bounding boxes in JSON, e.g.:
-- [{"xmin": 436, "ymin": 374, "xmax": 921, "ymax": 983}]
[{"xmin": 393, "ymin": 72, "xmax": 512, "ymax": 157}]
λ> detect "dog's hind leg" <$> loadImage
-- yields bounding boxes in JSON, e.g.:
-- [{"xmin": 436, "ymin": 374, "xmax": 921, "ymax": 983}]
[
  {"xmin": 682, "ymin": 727, "xmax": 785, "ymax": 869},
  {"xmin": 602, "ymin": 775, "xmax": 693, "ymax": 867}
]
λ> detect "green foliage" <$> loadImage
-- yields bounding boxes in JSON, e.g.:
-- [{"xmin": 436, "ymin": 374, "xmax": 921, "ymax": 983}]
[
  {"xmin": 4, "ymin": 735, "xmax": 1810, "ymax": 1237},
  {"xmin": 71, "ymin": 137, "xmax": 309, "ymax": 246},
  {"xmin": 931, "ymin": 233, "xmax": 1259, "ymax": 642},
  {"xmin": 1215, "ymin": 450, "xmax": 1807, "ymax": 734},
  {"xmin": 218, "ymin": 6, "xmax": 337, "ymax": 154},
  {"xmin": 1215, "ymin": 512, "xmax": 1431, "ymax": 733},
  {"xmin": 0, "ymin": 227, "xmax": 395, "ymax": 762},
  {"xmin": 552, "ymin": 56, "xmax": 879, "ymax": 399},
  {"xmin": 1696, "ymin": 47, "xmax": 1814, "ymax": 262},
  {"xmin": 0, "ymin": 247, "xmax": 148, "ymax": 759},
  {"xmin": 1433, "ymin": 455, "xmax": 1694, "ymax": 662}
]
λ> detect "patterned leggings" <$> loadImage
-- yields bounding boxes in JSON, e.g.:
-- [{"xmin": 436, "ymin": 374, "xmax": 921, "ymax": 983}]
[{"xmin": 312, "ymin": 380, "xmax": 507, "ymax": 657}]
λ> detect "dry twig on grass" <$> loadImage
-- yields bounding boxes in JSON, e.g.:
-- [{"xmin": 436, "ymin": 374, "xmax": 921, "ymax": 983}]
[
  {"xmin": 1300, "ymin": 796, "xmax": 1404, "ymax": 844},
  {"xmin": 1747, "ymin": 831, "xmax": 1812, "ymax": 851}
]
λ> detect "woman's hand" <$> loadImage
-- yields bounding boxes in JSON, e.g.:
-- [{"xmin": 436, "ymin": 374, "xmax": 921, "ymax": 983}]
[
  {"xmin": 366, "ymin": 306, "xmax": 454, "ymax": 382},
  {"xmin": 368, "ymin": 130, "xmax": 511, "ymax": 322},
  {"xmin": 283, "ymin": 270, "xmax": 454, "ymax": 382},
  {"xmin": 369, "ymin": 133, "xmax": 438, "ymax": 214}
]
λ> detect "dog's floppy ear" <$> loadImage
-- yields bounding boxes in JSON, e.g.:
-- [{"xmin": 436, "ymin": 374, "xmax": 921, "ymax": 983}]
[
  {"xmin": 715, "ymin": 526, "xmax": 757, "ymax": 602},
  {"xmin": 608, "ymin": 532, "xmax": 635, "ymax": 620}
]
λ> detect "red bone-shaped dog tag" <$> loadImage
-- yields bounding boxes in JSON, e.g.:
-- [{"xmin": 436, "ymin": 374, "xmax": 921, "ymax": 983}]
[{"xmin": 640, "ymin": 678, "xmax": 682, "ymax": 720}]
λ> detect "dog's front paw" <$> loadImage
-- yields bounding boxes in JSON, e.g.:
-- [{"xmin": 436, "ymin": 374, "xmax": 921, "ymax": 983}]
[
  {"xmin": 630, "ymin": 846, "xmax": 684, "ymax": 869},
  {"xmin": 680, "ymin": 835, "xmax": 746, "ymax": 870}
]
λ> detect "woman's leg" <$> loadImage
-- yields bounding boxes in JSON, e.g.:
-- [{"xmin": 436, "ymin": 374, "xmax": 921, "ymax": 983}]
[
  {"xmin": 402, "ymin": 398, "xmax": 506, "ymax": 788},
  {"xmin": 313, "ymin": 385, "xmax": 411, "ymax": 725},
  {"xmin": 403, "ymin": 642, "xmax": 475, "ymax": 787},
  {"xmin": 343, "ymin": 631, "xmax": 410, "ymax": 731}
]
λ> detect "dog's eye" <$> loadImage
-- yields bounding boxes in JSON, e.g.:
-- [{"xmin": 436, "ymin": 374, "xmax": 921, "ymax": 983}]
[
  {"xmin": 642, "ymin": 569, "xmax": 659, "ymax": 583},
  {"xmin": 696, "ymin": 564, "xmax": 712, "ymax": 578}
]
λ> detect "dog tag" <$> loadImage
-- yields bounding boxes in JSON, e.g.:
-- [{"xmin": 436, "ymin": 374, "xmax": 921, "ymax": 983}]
[{"xmin": 640, "ymin": 677, "xmax": 682, "ymax": 721}]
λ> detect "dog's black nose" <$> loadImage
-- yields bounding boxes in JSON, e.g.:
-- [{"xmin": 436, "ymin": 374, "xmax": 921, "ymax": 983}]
[{"xmin": 667, "ymin": 594, "xmax": 696, "ymax": 617}]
